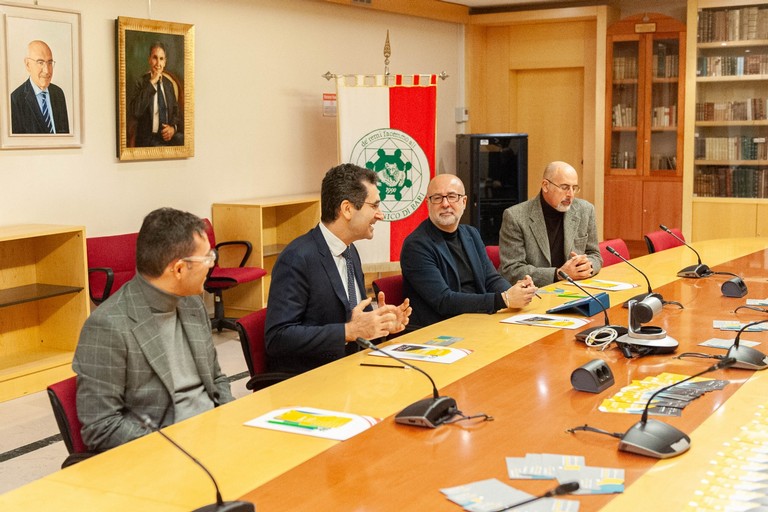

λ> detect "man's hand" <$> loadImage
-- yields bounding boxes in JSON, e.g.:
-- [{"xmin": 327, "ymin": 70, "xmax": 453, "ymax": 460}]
[
  {"xmin": 345, "ymin": 293, "xmax": 411, "ymax": 342},
  {"xmin": 503, "ymin": 275, "xmax": 538, "ymax": 309},
  {"xmin": 559, "ymin": 251, "xmax": 593, "ymax": 280},
  {"xmin": 160, "ymin": 123, "xmax": 175, "ymax": 141}
]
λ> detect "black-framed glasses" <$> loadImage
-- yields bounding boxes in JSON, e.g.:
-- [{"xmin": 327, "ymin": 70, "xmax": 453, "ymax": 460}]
[
  {"xmin": 428, "ymin": 193, "xmax": 465, "ymax": 204},
  {"xmin": 26, "ymin": 58, "xmax": 55, "ymax": 69},
  {"xmin": 545, "ymin": 178, "xmax": 580, "ymax": 194},
  {"xmin": 182, "ymin": 249, "xmax": 217, "ymax": 267}
]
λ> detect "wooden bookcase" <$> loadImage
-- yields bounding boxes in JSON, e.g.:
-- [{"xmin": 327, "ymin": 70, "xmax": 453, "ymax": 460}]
[
  {"xmin": 687, "ymin": 0, "xmax": 768, "ymax": 240},
  {"xmin": 0, "ymin": 225, "xmax": 89, "ymax": 402},
  {"xmin": 604, "ymin": 13, "xmax": 686, "ymax": 244},
  {"xmin": 211, "ymin": 194, "xmax": 320, "ymax": 315}
]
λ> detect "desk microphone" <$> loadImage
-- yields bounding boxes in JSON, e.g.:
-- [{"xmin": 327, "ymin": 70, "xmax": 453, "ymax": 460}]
[
  {"xmin": 659, "ymin": 224, "xmax": 712, "ymax": 278},
  {"xmin": 618, "ymin": 357, "xmax": 736, "ymax": 459},
  {"xmin": 557, "ymin": 270, "xmax": 627, "ymax": 342},
  {"xmin": 726, "ymin": 319, "xmax": 768, "ymax": 370},
  {"xmin": 491, "ymin": 481, "xmax": 580, "ymax": 511},
  {"xmin": 605, "ymin": 246, "xmax": 663, "ymax": 307},
  {"xmin": 130, "ymin": 411, "xmax": 255, "ymax": 512},
  {"xmin": 355, "ymin": 337, "xmax": 458, "ymax": 428}
]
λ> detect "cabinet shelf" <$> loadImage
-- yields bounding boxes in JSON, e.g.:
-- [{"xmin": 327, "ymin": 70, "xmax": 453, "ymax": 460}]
[
  {"xmin": 611, "ymin": 126, "xmax": 637, "ymax": 131},
  {"xmin": 697, "ymin": 75, "xmax": 768, "ymax": 82},
  {"xmin": 695, "ymin": 159, "xmax": 767, "ymax": 166},
  {"xmin": 696, "ymin": 120, "xmax": 768, "ymax": 127},
  {"xmin": 698, "ymin": 39, "xmax": 768, "ymax": 49},
  {"xmin": 0, "ymin": 283, "xmax": 82, "ymax": 309}
]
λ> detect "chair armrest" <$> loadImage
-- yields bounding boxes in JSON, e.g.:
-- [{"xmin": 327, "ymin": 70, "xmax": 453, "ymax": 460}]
[
  {"xmin": 61, "ymin": 452, "xmax": 98, "ymax": 469},
  {"xmin": 87, "ymin": 267, "xmax": 115, "ymax": 305},
  {"xmin": 245, "ymin": 372, "xmax": 296, "ymax": 392},
  {"xmin": 215, "ymin": 240, "xmax": 253, "ymax": 268}
]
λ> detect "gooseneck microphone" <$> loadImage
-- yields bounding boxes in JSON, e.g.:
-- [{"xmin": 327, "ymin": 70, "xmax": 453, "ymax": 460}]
[
  {"xmin": 557, "ymin": 270, "xmax": 628, "ymax": 341},
  {"xmin": 659, "ymin": 224, "xmax": 712, "ymax": 278},
  {"xmin": 355, "ymin": 337, "xmax": 458, "ymax": 428},
  {"xmin": 491, "ymin": 481, "xmax": 580, "ymax": 511},
  {"xmin": 727, "ymin": 319, "xmax": 768, "ymax": 370},
  {"xmin": 605, "ymin": 245, "xmax": 663, "ymax": 306},
  {"xmin": 130, "ymin": 411, "xmax": 255, "ymax": 512},
  {"xmin": 618, "ymin": 357, "xmax": 736, "ymax": 459}
]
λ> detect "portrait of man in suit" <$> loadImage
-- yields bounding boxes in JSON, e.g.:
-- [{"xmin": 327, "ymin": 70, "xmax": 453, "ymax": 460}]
[{"xmin": 10, "ymin": 40, "xmax": 70, "ymax": 134}]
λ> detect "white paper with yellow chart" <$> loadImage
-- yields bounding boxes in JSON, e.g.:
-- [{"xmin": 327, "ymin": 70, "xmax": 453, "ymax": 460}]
[
  {"xmin": 368, "ymin": 343, "xmax": 472, "ymax": 364},
  {"xmin": 245, "ymin": 406, "xmax": 380, "ymax": 441}
]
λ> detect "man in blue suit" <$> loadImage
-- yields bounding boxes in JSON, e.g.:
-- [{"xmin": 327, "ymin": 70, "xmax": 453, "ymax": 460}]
[
  {"xmin": 10, "ymin": 40, "xmax": 69, "ymax": 134},
  {"xmin": 265, "ymin": 164, "xmax": 412, "ymax": 374},
  {"xmin": 401, "ymin": 174, "xmax": 537, "ymax": 331}
]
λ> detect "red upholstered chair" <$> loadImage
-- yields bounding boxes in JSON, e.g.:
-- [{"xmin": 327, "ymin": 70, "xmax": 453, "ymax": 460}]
[
  {"xmin": 47, "ymin": 376, "xmax": 96, "ymax": 468},
  {"xmin": 203, "ymin": 219, "xmax": 267, "ymax": 332},
  {"xmin": 372, "ymin": 274, "xmax": 405, "ymax": 340},
  {"xmin": 235, "ymin": 308, "xmax": 295, "ymax": 391},
  {"xmin": 86, "ymin": 232, "xmax": 139, "ymax": 305},
  {"xmin": 485, "ymin": 245, "xmax": 501, "ymax": 270},
  {"xmin": 644, "ymin": 227, "xmax": 685, "ymax": 254},
  {"xmin": 599, "ymin": 238, "xmax": 630, "ymax": 267}
]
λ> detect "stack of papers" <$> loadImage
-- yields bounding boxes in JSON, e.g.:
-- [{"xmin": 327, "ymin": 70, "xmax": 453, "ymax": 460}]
[
  {"xmin": 441, "ymin": 478, "xmax": 580, "ymax": 512},
  {"xmin": 505, "ymin": 453, "xmax": 624, "ymax": 495}
]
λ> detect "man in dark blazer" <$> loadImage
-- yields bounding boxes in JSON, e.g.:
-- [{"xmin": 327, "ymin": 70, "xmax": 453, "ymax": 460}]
[
  {"xmin": 10, "ymin": 40, "xmax": 69, "ymax": 134},
  {"xmin": 73, "ymin": 208, "xmax": 233, "ymax": 452},
  {"xmin": 499, "ymin": 161, "xmax": 602, "ymax": 287},
  {"xmin": 265, "ymin": 164, "xmax": 412, "ymax": 374},
  {"xmin": 129, "ymin": 42, "xmax": 182, "ymax": 147},
  {"xmin": 401, "ymin": 174, "xmax": 537, "ymax": 331}
]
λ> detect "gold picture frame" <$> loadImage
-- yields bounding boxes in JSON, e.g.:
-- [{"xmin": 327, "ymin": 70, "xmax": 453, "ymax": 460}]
[
  {"xmin": 0, "ymin": 3, "xmax": 83, "ymax": 149},
  {"xmin": 116, "ymin": 16, "xmax": 194, "ymax": 161}
]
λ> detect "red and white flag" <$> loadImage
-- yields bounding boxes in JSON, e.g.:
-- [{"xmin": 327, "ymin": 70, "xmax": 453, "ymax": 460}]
[{"xmin": 336, "ymin": 74, "xmax": 437, "ymax": 264}]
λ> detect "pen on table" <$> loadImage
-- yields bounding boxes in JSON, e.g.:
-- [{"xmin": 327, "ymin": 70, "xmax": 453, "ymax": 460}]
[
  {"xmin": 267, "ymin": 419, "xmax": 319, "ymax": 430},
  {"xmin": 360, "ymin": 362, "xmax": 406, "ymax": 369}
]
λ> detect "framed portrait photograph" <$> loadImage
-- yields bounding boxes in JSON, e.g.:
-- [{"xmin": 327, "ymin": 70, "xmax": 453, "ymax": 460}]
[
  {"xmin": 116, "ymin": 16, "xmax": 194, "ymax": 161},
  {"xmin": 0, "ymin": 3, "xmax": 82, "ymax": 149}
]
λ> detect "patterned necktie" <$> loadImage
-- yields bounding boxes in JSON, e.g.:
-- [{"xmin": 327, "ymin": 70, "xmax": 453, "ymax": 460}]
[
  {"xmin": 157, "ymin": 82, "xmax": 168, "ymax": 126},
  {"xmin": 40, "ymin": 91, "xmax": 53, "ymax": 133},
  {"xmin": 343, "ymin": 247, "xmax": 357, "ymax": 309}
]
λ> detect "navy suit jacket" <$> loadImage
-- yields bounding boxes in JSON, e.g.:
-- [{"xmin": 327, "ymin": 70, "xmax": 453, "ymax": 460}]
[
  {"xmin": 265, "ymin": 225, "xmax": 370, "ymax": 374},
  {"xmin": 401, "ymin": 219, "xmax": 510, "ymax": 331},
  {"xmin": 10, "ymin": 79, "xmax": 69, "ymax": 134},
  {"xmin": 129, "ymin": 74, "xmax": 181, "ymax": 146}
]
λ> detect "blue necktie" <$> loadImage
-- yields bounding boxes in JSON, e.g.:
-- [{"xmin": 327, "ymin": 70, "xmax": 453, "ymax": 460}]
[
  {"xmin": 343, "ymin": 247, "xmax": 357, "ymax": 309},
  {"xmin": 40, "ymin": 91, "xmax": 53, "ymax": 133},
  {"xmin": 157, "ymin": 82, "xmax": 168, "ymax": 126}
]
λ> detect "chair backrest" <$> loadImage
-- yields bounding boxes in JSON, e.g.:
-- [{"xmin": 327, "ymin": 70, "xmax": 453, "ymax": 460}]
[
  {"xmin": 372, "ymin": 274, "xmax": 404, "ymax": 306},
  {"xmin": 202, "ymin": 218, "xmax": 217, "ymax": 248},
  {"xmin": 599, "ymin": 238, "xmax": 630, "ymax": 267},
  {"xmin": 644, "ymin": 228, "xmax": 684, "ymax": 254},
  {"xmin": 86, "ymin": 232, "xmax": 139, "ymax": 303},
  {"xmin": 485, "ymin": 245, "xmax": 500, "ymax": 270},
  {"xmin": 236, "ymin": 308, "xmax": 269, "ymax": 377},
  {"xmin": 47, "ymin": 376, "xmax": 87, "ymax": 455}
]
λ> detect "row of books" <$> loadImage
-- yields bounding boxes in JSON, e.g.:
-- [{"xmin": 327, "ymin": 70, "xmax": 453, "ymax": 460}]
[
  {"xmin": 697, "ymin": 6, "xmax": 768, "ymax": 43},
  {"xmin": 611, "ymin": 104, "xmax": 636, "ymax": 128},
  {"xmin": 694, "ymin": 136, "xmax": 768, "ymax": 161},
  {"xmin": 696, "ymin": 98, "xmax": 768, "ymax": 121},
  {"xmin": 649, "ymin": 154, "xmax": 677, "ymax": 171},
  {"xmin": 651, "ymin": 53, "xmax": 679, "ymax": 79},
  {"xmin": 609, "ymin": 151, "xmax": 636, "ymax": 169},
  {"xmin": 694, "ymin": 166, "xmax": 768, "ymax": 198},
  {"xmin": 651, "ymin": 105, "xmax": 677, "ymax": 128},
  {"xmin": 612, "ymin": 56, "xmax": 638, "ymax": 80},
  {"xmin": 696, "ymin": 54, "xmax": 768, "ymax": 77}
]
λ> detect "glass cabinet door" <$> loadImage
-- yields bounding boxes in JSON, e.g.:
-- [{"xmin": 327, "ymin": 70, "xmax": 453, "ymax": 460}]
[
  {"xmin": 609, "ymin": 39, "xmax": 639, "ymax": 171},
  {"xmin": 648, "ymin": 36, "xmax": 681, "ymax": 173}
]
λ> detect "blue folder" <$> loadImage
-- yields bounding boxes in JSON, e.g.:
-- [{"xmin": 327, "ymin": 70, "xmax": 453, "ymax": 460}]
[{"xmin": 545, "ymin": 292, "xmax": 610, "ymax": 317}]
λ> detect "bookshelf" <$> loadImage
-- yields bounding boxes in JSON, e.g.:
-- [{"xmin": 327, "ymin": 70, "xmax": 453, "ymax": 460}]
[
  {"xmin": 689, "ymin": 1, "xmax": 768, "ymax": 240},
  {"xmin": 0, "ymin": 225, "xmax": 89, "ymax": 402},
  {"xmin": 604, "ymin": 13, "xmax": 686, "ymax": 244},
  {"xmin": 211, "ymin": 194, "xmax": 320, "ymax": 315}
]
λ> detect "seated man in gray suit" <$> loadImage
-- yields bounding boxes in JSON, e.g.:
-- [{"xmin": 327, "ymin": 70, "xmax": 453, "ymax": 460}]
[
  {"xmin": 73, "ymin": 208, "xmax": 234, "ymax": 452},
  {"xmin": 499, "ymin": 161, "xmax": 602, "ymax": 287}
]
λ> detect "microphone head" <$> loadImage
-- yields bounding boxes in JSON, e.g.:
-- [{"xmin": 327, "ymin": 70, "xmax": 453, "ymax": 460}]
[
  {"xmin": 355, "ymin": 337, "xmax": 374, "ymax": 350},
  {"xmin": 554, "ymin": 481, "xmax": 580, "ymax": 495},
  {"xmin": 557, "ymin": 270, "xmax": 570, "ymax": 281},
  {"xmin": 606, "ymin": 246, "xmax": 618, "ymax": 256},
  {"xmin": 659, "ymin": 224, "xmax": 669, "ymax": 232}
]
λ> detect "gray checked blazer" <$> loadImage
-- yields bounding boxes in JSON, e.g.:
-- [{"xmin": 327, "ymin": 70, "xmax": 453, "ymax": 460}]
[
  {"xmin": 72, "ymin": 275, "xmax": 233, "ymax": 452},
  {"xmin": 499, "ymin": 194, "xmax": 602, "ymax": 286}
]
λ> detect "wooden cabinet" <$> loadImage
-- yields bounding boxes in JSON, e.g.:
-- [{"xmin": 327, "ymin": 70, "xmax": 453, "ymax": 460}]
[
  {"xmin": 604, "ymin": 13, "xmax": 686, "ymax": 243},
  {"xmin": 688, "ymin": 0, "xmax": 768, "ymax": 240},
  {"xmin": 0, "ymin": 225, "xmax": 89, "ymax": 402},
  {"xmin": 211, "ymin": 194, "xmax": 320, "ymax": 315}
]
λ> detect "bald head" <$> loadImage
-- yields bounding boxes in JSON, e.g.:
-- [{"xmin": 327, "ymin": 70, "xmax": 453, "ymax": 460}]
[
  {"xmin": 427, "ymin": 174, "xmax": 467, "ymax": 232},
  {"xmin": 541, "ymin": 161, "xmax": 579, "ymax": 212},
  {"xmin": 25, "ymin": 40, "xmax": 54, "ymax": 90}
]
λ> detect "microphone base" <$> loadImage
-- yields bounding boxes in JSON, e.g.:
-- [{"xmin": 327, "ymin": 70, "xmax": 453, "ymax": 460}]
[
  {"xmin": 193, "ymin": 501, "xmax": 255, "ymax": 512},
  {"xmin": 395, "ymin": 396, "xmax": 458, "ymax": 428},
  {"xmin": 575, "ymin": 325, "xmax": 628, "ymax": 343},
  {"xmin": 616, "ymin": 333, "xmax": 678, "ymax": 354},
  {"xmin": 726, "ymin": 344, "xmax": 768, "ymax": 371},
  {"xmin": 618, "ymin": 418, "xmax": 690, "ymax": 459},
  {"xmin": 677, "ymin": 264, "xmax": 711, "ymax": 279}
]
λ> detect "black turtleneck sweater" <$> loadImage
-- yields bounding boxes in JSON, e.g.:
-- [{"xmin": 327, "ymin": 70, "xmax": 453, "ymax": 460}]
[{"xmin": 540, "ymin": 193, "xmax": 566, "ymax": 280}]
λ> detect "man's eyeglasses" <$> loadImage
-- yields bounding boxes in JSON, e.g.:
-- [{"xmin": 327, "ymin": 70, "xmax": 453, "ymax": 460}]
[
  {"xmin": 363, "ymin": 201, "xmax": 381, "ymax": 211},
  {"xmin": 545, "ymin": 178, "xmax": 580, "ymax": 194},
  {"xmin": 26, "ymin": 58, "xmax": 55, "ymax": 69},
  {"xmin": 182, "ymin": 249, "xmax": 217, "ymax": 267},
  {"xmin": 427, "ymin": 193, "xmax": 465, "ymax": 204}
]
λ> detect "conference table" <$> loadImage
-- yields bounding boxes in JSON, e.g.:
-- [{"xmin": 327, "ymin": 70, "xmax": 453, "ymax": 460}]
[{"xmin": 1, "ymin": 238, "xmax": 767, "ymax": 511}]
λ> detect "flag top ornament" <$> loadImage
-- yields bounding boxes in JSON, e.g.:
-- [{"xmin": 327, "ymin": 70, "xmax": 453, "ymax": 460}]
[{"xmin": 326, "ymin": 33, "xmax": 447, "ymax": 264}]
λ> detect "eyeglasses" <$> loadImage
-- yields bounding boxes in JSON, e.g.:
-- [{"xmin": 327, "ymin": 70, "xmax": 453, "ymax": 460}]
[
  {"xmin": 181, "ymin": 249, "xmax": 217, "ymax": 267},
  {"xmin": 427, "ymin": 193, "xmax": 465, "ymax": 204},
  {"xmin": 363, "ymin": 201, "xmax": 381, "ymax": 211},
  {"xmin": 26, "ymin": 58, "xmax": 55, "ymax": 69},
  {"xmin": 545, "ymin": 178, "xmax": 580, "ymax": 194}
]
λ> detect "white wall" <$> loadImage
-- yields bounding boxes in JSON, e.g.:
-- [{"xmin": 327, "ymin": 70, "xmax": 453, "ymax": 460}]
[{"xmin": 1, "ymin": 0, "xmax": 462, "ymax": 236}]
